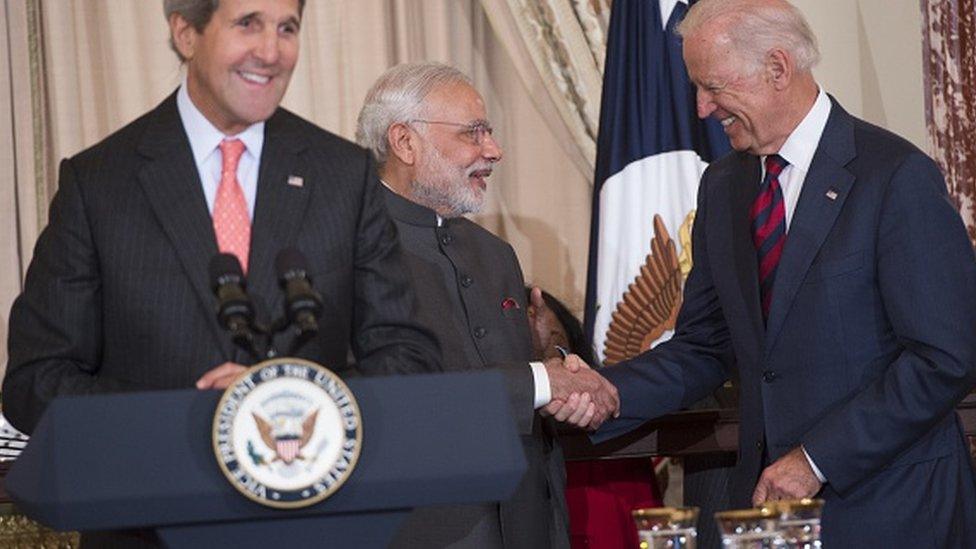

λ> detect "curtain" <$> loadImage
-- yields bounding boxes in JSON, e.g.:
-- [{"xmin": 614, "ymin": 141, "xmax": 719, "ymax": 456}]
[
  {"xmin": 0, "ymin": 0, "xmax": 49, "ymax": 371},
  {"xmin": 921, "ymin": 0, "xmax": 976, "ymax": 244},
  {"xmin": 480, "ymin": 0, "xmax": 611, "ymax": 175}
]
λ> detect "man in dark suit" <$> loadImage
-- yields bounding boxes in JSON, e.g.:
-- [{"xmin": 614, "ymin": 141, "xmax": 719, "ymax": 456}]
[
  {"xmin": 355, "ymin": 62, "xmax": 618, "ymax": 548},
  {"xmin": 552, "ymin": 0, "xmax": 976, "ymax": 546},
  {"xmin": 3, "ymin": 0, "xmax": 441, "ymax": 436}
]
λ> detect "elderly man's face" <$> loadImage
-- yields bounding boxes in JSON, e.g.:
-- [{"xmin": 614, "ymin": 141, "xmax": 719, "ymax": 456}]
[
  {"xmin": 410, "ymin": 82, "xmax": 502, "ymax": 218},
  {"xmin": 683, "ymin": 27, "xmax": 783, "ymax": 155},
  {"xmin": 176, "ymin": 0, "xmax": 301, "ymax": 134}
]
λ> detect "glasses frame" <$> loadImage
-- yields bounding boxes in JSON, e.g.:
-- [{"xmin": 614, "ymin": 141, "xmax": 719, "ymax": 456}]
[{"xmin": 408, "ymin": 119, "xmax": 494, "ymax": 145}]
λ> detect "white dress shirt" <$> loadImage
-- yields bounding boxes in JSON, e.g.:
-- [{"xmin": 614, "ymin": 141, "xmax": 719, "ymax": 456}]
[
  {"xmin": 762, "ymin": 86, "xmax": 832, "ymax": 483},
  {"xmin": 176, "ymin": 80, "xmax": 265, "ymax": 220},
  {"xmin": 761, "ymin": 87, "xmax": 832, "ymax": 230}
]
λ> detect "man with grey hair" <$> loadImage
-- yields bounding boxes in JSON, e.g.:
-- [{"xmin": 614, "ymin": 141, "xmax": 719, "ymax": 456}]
[
  {"xmin": 356, "ymin": 61, "xmax": 618, "ymax": 548},
  {"xmin": 5, "ymin": 0, "xmax": 440, "ymax": 486},
  {"xmin": 553, "ymin": 0, "xmax": 976, "ymax": 546},
  {"xmin": 163, "ymin": 0, "xmax": 306, "ymax": 61}
]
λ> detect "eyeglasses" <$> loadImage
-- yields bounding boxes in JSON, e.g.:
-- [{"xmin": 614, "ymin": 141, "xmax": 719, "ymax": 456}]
[{"xmin": 409, "ymin": 119, "xmax": 495, "ymax": 145}]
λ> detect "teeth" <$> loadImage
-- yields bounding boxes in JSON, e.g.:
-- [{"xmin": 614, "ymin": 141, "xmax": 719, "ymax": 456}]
[
  {"xmin": 239, "ymin": 71, "xmax": 270, "ymax": 84},
  {"xmin": 721, "ymin": 116, "xmax": 736, "ymax": 127}
]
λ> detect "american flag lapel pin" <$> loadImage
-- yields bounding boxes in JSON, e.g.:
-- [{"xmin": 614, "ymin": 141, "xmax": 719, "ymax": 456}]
[
  {"xmin": 287, "ymin": 175, "xmax": 304, "ymax": 188},
  {"xmin": 825, "ymin": 188, "xmax": 838, "ymax": 201}
]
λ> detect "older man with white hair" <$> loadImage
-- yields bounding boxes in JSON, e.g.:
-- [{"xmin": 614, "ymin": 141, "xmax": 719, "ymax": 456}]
[
  {"xmin": 552, "ymin": 0, "xmax": 976, "ymax": 546},
  {"xmin": 356, "ymin": 62, "xmax": 621, "ymax": 548}
]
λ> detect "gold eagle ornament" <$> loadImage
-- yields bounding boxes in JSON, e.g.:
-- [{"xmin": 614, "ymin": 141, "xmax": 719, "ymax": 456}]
[{"xmin": 603, "ymin": 212, "xmax": 695, "ymax": 365}]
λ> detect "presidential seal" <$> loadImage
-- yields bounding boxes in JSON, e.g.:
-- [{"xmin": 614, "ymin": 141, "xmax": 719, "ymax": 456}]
[{"xmin": 212, "ymin": 358, "xmax": 362, "ymax": 509}]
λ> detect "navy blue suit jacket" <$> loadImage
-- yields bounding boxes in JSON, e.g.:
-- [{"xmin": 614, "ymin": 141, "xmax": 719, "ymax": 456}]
[{"xmin": 596, "ymin": 99, "xmax": 976, "ymax": 546}]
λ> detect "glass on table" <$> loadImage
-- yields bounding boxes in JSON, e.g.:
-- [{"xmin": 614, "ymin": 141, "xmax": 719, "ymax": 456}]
[
  {"xmin": 632, "ymin": 506, "xmax": 700, "ymax": 549},
  {"xmin": 714, "ymin": 507, "xmax": 782, "ymax": 548},
  {"xmin": 759, "ymin": 499, "xmax": 823, "ymax": 548}
]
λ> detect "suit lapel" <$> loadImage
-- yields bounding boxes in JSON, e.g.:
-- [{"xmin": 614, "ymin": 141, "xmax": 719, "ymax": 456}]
[
  {"xmin": 729, "ymin": 153, "xmax": 766, "ymax": 342},
  {"xmin": 135, "ymin": 93, "xmax": 231, "ymax": 359},
  {"xmin": 246, "ymin": 111, "xmax": 311, "ymax": 327},
  {"xmin": 764, "ymin": 100, "xmax": 856, "ymax": 354}
]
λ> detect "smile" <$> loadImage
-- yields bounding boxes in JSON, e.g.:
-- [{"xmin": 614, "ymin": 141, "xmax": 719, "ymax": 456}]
[
  {"xmin": 468, "ymin": 169, "xmax": 491, "ymax": 191},
  {"xmin": 238, "ymin": 71, "xmax": 271, "ymax": 85}
]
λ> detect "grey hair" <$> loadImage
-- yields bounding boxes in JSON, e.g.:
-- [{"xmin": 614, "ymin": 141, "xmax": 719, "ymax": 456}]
[
  {"xmin": 163, "ymin": 0, "xmax": 306, "ymax": 62},
  {"xmin": 677, "ymin": 0, "xmax": 820, "ymax": 72},
  {"xmin": 356, "ymin": 62, "xmax": 473, "ymax": 165}
]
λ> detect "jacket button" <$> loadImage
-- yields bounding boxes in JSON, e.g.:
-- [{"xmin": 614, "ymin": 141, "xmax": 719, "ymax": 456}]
[
  {"xmin": 756, "ymin": 439, "xmax": 764, "ymax": 450},
  {"xmin": 460, "ymin": 275, "xmax": 473, "ymax": 287},
  {"xmin": 762, "ymin": 370, "xmax": 777, "ymax": 383},
  {"xmin": 439, "ymin": 233, "xmax": 453, "ymax": 246},
  {"xmin": 474, "ymin": 327, "xmax": 487, "ymax": 338}
]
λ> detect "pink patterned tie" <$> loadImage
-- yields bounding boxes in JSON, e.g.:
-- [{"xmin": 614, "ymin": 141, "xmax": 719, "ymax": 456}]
[{"xmin": 213, "ymin": 139, "xmax": 250, "ymax": 272}]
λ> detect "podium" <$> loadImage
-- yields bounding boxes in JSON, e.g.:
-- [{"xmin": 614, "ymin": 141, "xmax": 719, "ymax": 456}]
[{"xmin": 4, "ymin": 371, "xmax": 526, "ymax": 547}]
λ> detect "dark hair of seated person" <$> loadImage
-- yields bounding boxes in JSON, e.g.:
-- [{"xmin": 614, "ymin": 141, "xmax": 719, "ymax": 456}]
[{"xmin": 525, "ymin": 287, "xmax": 597, "ymax": 366}]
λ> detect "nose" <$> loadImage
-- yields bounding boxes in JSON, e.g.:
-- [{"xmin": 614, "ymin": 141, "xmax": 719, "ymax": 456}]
[
  {"xmin": 696, "ymin": 88, "xmax": 716, "ymax": 119},
  {"xmin": 253, "ymin": 28, "xmax": 281, "ymax": 65},
  {"xmin": 481, "ymin": 133, "xmax": 503, "ymax": 163}
]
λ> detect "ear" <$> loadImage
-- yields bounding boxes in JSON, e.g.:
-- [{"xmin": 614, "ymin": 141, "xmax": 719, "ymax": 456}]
[
  {"xmin": 765, "ymin": 48, "xmax": 793, "ymax": 91},
  {"xmin": 169, "ymin": 13, "xmax": 199, "ymax": 61},
  {"xmin": 386, "ymin": 122, "xmax": 418, "ymax": 166}
]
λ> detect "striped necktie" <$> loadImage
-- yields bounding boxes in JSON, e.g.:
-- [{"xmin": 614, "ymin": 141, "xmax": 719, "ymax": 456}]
[{"xmin": 750, "ymin": 154, "xmax": 789, "ymax": 320}]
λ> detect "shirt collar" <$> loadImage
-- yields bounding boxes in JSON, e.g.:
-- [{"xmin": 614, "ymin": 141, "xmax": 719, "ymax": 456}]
[
  {"xmin": 773, "ymin": 86, "xmax": 831, "ymax": 173},
  {"xmin": 176, "ymin": 78, "xmax": 265, "ymax": 164}
]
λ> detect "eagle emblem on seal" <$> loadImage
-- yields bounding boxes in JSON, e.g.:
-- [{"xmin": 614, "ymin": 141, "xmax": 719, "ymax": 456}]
[
  {"xmin": 603, "ymin": 212, "xmax": 695, "ymax": 365},
  {"xmin": 252, "ymin": 409, "xmax": 319, "ymax": 465}
]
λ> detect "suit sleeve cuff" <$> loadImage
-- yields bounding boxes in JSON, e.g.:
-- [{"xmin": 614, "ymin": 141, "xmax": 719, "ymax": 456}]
[
  {"xmin": 529, "ymin": 361, "xmax": 551, "ymax": 409},
  {"xmin": 802, "ymin": 445, "xmax": 827, "ymax": 483}
]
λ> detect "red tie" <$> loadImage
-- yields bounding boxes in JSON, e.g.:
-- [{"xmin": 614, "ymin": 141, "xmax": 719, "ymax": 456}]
[
  {"xmin": 750, "ymin": 154, "xmax": 788, "ymax": 320},
  {"xmin": 213, "ymin": 139, "xmax": 250, "ymax": 272}
]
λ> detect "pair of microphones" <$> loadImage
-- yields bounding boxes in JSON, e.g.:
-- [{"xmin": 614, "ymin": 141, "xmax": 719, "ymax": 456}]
[{"xmin": 209, "ymin": 247, "xmax": 323, "ymax": 360}]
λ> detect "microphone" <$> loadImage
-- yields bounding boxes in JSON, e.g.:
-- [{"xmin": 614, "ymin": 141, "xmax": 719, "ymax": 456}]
[
  {"xmin": 275, "ymin": 248, "xmax": 323, "ymax": 341},
  {"xmin": 209, "ymin": 253, "xmax": 259, "ymax": 357}
]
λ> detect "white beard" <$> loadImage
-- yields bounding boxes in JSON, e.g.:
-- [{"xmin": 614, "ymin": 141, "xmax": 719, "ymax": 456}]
[{"xmin": 410, "ymin": 142, "xmax": 487, "ymax": 218}]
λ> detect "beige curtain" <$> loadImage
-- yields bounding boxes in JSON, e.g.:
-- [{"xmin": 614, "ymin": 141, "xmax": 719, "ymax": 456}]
[
  {"xmin": 479, "ymin": 0, "xmax": 610, "ymax": 175},
  {"xmin": 921, "ymin": 0, "xmax": 976, "ymax": 245},
  {"xmin": 0, "ymin": 0, "xmax": 49, "ymax": 371}
]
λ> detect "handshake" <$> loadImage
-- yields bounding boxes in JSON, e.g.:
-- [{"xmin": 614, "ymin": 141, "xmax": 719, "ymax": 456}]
[{"xmin": 542, "ymin": 355, "xmax": 619, "ymax": 431}]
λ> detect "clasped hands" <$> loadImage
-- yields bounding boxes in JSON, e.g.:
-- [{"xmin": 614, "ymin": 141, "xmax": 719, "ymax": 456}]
[{"xmin": 541, "ymin": 354, "xmax": 619, "ymax": 430}]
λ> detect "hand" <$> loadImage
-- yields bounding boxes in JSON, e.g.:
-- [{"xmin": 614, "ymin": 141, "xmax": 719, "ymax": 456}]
[
  {"xmin": 542, "ymin": 355, "xmax": 619, "ymax": 429},
  {"xmin": 195, "ymin": 362, "xmax": 247, "ymax": 390},
  {"xmin": 546, "ymin": 392, "xmax": 597, "ymax": 427},
  {"xmin": 752, "ymin": 446, "xmax": 823, "ymax": 505},
  {"xmin": 526, "ymin": 286, "xmax": 570, "ymax": 360}
]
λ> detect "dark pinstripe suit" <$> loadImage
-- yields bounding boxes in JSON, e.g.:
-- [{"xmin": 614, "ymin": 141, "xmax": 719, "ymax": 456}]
[{"xmin": 3, "ymin": 93, "xmax": 442, "ymax": 434}]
